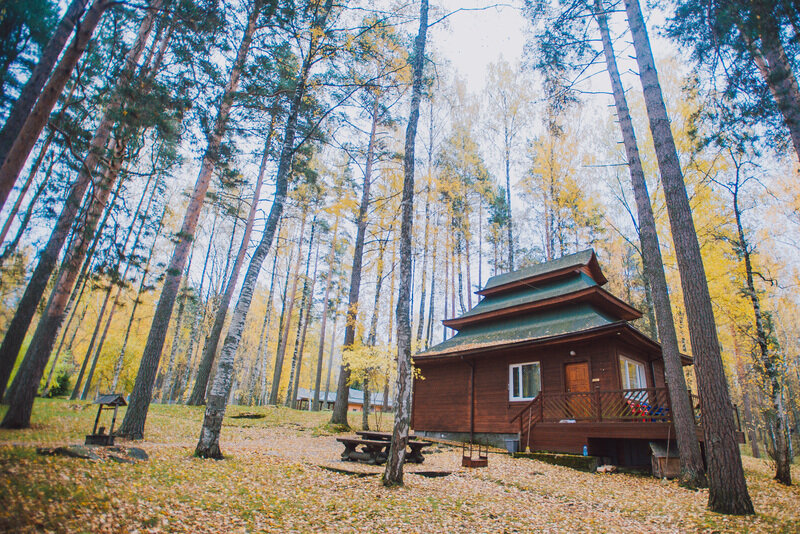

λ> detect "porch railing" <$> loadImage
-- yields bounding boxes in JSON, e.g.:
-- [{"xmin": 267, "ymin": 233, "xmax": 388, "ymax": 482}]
[{"xmin": 511, "ymin": 388, "xmax": 742, "ymax": 450}]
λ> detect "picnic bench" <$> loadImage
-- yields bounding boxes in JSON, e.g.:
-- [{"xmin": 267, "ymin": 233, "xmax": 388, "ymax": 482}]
[{"xmin": 336, "ymin": 431, "xmax": 432, "ymax": 465}]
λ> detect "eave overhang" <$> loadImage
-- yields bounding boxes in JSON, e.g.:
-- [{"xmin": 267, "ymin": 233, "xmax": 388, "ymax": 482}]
[
  {"xmin": 415, "ymin": 322, "xmax": 693, "ymax": 366},
  {"xmin": 443, "ymin": 286, "xmax": 642, "ymax": 330}
]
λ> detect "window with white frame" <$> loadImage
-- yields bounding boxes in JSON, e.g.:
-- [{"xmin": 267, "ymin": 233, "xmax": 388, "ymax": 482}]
[
  {"xmin": 619, "ymin": 356, "xmax": 647, "ymax": 390},
  {"xmin": 509, "ymin": 362, "xmax": 541, "ymax": 401}
]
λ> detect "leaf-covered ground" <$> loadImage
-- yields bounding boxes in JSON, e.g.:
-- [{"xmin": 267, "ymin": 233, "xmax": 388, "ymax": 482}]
[{"xmin": 1, "ymin": 399, "xmax": 798, "ymax": 533}]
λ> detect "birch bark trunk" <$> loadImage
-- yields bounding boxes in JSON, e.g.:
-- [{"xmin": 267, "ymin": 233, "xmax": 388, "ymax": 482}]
[
  {"xmin": 285, "ymin": 220, "xmax": 318, "ymax": 407},
  {"xmin": 187, "ymin": 132, "xmax": 271, "ymax": 405},
  {"xmin": 195, "ymin": 1, "xmax": 332, "ymax": 457},
  {"xmin": 623, "ymin": 0, "xmax": 754, "ymax": 514},
  {"xmin": 289, "ymin": 237, "xmax": 320, "ymax": 407},
  {"xmin": 269, "ymin": 213, "xmax": 307, "ymax": 404},
  {"xmin": 383, "ymin": 0, "xmax": 427, "ymax": 487},
  {"xmin": 313, "ymin": 216, "xmax": 339, "ymax": 410},
  {"xmin": 730, "ymin": 172, "xmax": 791, "ymax": 484}
]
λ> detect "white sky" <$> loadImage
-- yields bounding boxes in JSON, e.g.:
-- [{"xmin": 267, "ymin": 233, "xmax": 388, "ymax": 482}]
[{"xmin": 429, "ymin": 1, "xmax": 527, "ymax": 90}]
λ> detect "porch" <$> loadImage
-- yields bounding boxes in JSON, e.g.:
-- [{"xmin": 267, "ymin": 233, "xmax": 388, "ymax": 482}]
[{"xmin": 510, "ymin": 387, "xmax": 743, "ymax": 455}]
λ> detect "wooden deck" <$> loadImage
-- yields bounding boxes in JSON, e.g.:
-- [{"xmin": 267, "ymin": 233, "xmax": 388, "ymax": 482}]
[{"xmin": 511, "ymin": 387, "xmax": 743, "ymax": 454}]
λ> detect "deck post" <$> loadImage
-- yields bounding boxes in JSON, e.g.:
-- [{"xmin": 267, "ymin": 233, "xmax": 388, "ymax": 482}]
[{"xmin": 594, "ymin": 389, "xmax": 601, "ymax": 422}]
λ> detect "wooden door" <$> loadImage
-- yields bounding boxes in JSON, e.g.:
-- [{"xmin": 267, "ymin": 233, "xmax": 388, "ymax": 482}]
[{"xmin": 565, "ymin": 362, "xmax": 591, "ymax": 419}]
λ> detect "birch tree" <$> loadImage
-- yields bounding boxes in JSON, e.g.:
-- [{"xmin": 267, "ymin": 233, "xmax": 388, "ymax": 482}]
[
  {"xmin": 195, "ymin": 0, "xmax": 336, "ymax": 458},
  {"xmin": 383, "ymin": 0, "xmax": 428, "ymax": 487}
]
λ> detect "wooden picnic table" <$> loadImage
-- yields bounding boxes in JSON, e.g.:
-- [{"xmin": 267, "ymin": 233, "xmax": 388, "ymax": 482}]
[
  {"xmin": 355, "ymin": 430, "xmax": 417, "ymax": 441},
  {"xmin": 336, "ymin": 437, "xmax": 389, "ymax": 465},
  {"xmin": 345, "ymin": 431, "xmax": 432, "ymax": 464}
]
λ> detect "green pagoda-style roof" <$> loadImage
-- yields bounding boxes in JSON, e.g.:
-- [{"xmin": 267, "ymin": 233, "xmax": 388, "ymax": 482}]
[
  {"xmin": 419, "ymin": 303, "xmax": 622, "ymax": 357},
  {"xmin": 454, "ymin": 271, "xmax": 599, "ymax": 322},
  {"xmin": 478, "ymin": 249, "xmax": 607, "ymax": 296},
  {"xmin": 419, "ymin": 249, "xmax": 648, "ymax": 358}
]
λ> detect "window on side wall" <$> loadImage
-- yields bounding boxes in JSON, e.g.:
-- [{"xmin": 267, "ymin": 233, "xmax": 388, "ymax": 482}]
[
  {"xmin": 509, "ymin": 361, "xmax": 541, "ymax": 401},
  {"xmin": 619, "ymin": 356, "xmax": 647, "ymax": 390}
]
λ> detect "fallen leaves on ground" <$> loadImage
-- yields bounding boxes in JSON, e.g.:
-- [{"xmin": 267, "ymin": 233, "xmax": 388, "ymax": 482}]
[{"xmin": 0, "ymin": 398, "xmax": 798, "ymax": 533}]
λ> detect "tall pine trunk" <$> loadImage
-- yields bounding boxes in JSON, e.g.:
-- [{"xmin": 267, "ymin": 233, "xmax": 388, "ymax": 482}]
[
  {"xmin": 623, "ymin": 0, "xmax": 754, "ymax": 514},
  {"xmin": 594, "ymin": 0, "xmax": 706, "ymax": 488},
  {"xmin": 118, "ymin": 1, "xmax": 261, "ymax": 438},
  {"xmin": 0, "ymin": 5, "xmax": 160, "ymax": 400},
  {"xmin": 0, "ymin": 0, "xmax": 117, "ymax": 212},
  {"xmin": 737, "ymin": 15, "xmax": 800, "ymax": 164},
  {"xmin": 383, "ymin": 0, "xmax": 427, "ymax": 487}
]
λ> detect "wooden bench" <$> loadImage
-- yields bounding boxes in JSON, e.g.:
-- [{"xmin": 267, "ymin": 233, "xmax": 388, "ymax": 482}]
[{"xmin": 406, "ymin": 439, "xmax": 432, "ymax": 464}]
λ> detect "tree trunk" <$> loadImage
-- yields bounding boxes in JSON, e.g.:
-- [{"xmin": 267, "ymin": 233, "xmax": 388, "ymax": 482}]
[
  {"xmin": 415, "ymin": 182, "xmax": 430, "ymax": 343},
  {"xmin": 367, "ymin": 237, "xmax": 388, "ymax": 346},
  {"xmin": 623, "ymin": 0, "xmax": 754, "ymax": 513},
  {"xmin": 71, "ymin": 282, "xmax": 115, "ymax": 400},
  {"xmin": 0, "ymin": 134, "xmax": 52, "ymax": 248},
  {"xmin": 0, "ymin": 0, "xmax": 92, "ymax": 177},
  {"xmin": 331, "ymin": 94, "xmax": 381, "ymax": 427},
  {"xmin": 0, "ymin": 0, "xmax": 116, "ymax": 213},
  {"xmin": 111, "ymin": 202, "xmax": 168, "ymax": 392},
  {"xmin": 289, "ymin": 236, "xmax": 320, "ymax": 408},
  {"xmin": 0, "ymin": 4, "xmax": 159, "ymax": 401},
  {"xmin": 269, "ymin": 213, "xmax": 307, "ymax": 405},
  {"xmin": 383, "ymin": 0, "xmax": 427, "ymax": 487},
  {"xmin": 188, "ymin": 122, "xmax": 273, "ymax": 405},
  {"xmin": 323, "ymin": 301, "xmax": 340, "ymax": 407},
  {"xmin": 732, "ymin": 331, "xmax": 760, "ymax": 459},
  {"xmin": 730, "ymin": 173, "xmax": 790, "ymax": 484},
  {"xmin": 285, "ymin": 219, "xmax": 318, "ymax": 407},
  {"xmin": 195, "ymin": 2, "xmax": 329, "ymax": 456},
  {"xmin": 81, "ymin": 169, "xmax": 160, "ymax": 401},
  {"xmin": 504, "ymin": 146, "xmax": 514, "ymax": 271},
  {"xmin": 0, "ymin": 144, "xmax": 59, "ymax": 268},
  {"xmin": 595, "ymin": 0, "xmax": 706, "ymax": 488},
  {"xmin": 164, "ymin": 208, "xmax": 216, "ymax": 402},
  {"xmin": 1, "ymin": 136, "xmax": 127, "ymax": 426},
  {"xmin": 313, "ymin": 216, "xmax": 339, "ymax": 410},
  {"xmin": 738, "ymin": 15, "xmax": 800, "ymax": 164},
  {"xmin": 5, "ymin": 143, "xmax": 124, "ymax": 405},
  {"xmin": 362, "ymin": 377, "xmax": 370, "ymax": 431},
  {"xmin": 256, "ymin": 230, "xmax": 282, "ymax": 405},
  {"xmin": 425, "ymin": 223, "xmax": 438, "ymax": 348},
  {"xmin": 118, "ymin": 1, "xmax": 259, "ymax": 439}
]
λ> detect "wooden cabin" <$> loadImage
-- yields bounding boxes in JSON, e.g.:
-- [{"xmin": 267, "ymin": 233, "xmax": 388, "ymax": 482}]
[{"xmin": 411, "ymin": 250, "xmax": 740, "ymax": 467}]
